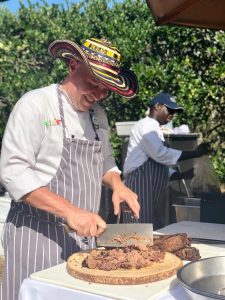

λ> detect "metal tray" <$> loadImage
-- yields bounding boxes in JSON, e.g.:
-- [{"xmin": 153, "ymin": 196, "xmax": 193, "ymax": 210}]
[
  {"xmin": 172, "ymin": 197, "xmax": 200, "ymax": 222},
  {"xmin": 177, "ymin": 256, "xmax": 225, "ymax": 299}
]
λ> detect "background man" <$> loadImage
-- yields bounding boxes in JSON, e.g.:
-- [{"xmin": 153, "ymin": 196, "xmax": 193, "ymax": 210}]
[{"xmin": 123, "ymin": 92, "xmax": 209, "ymax": 229}]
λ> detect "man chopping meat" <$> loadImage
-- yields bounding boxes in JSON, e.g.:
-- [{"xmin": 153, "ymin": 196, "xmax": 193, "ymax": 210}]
[{"xmin": 0, "ymin": 37, "xmax": 140, "ymax": 300}]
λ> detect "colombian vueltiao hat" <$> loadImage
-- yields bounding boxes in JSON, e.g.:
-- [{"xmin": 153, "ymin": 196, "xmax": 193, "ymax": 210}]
[{"xmin": 48, "ymin": 38, "xmax": 138, "ymax": 99}]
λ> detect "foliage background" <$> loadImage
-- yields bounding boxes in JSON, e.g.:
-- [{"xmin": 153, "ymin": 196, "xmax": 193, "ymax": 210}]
[{"xmin": 0, "ymin": 0, "xmax": 224, "ymax": 182}]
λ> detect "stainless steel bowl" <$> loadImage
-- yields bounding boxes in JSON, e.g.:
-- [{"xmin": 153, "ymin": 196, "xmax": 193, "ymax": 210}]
[{"xmin": 177, "ymin": 256, "xmax": 225, "ymax": 300}]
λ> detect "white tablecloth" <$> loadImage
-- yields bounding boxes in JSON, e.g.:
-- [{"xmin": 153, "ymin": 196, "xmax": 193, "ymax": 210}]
[
  {"xmin": 19, "ymin": 221, "xmax": 225, "ymax": 300},
  {"xmin": 19, "ymin": 278, "xmax": 114, "ymax": 300},
  {"xmin": 19, "ymin": 277, "xmax": 190, "ymax": 300}
]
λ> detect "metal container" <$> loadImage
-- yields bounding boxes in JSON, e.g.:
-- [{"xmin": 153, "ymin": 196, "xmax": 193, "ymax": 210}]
[
  {"xmin": 0, "ymin": 193, "xmax": 11, "ymax": 256},
  {"xmin": 115, "ymin": 121, "xmax": 137, "ymax": 137},
  {"xmin": 172, "ymin": 197, "xmax": 200, "ymax": 222},
  {"xmin": 177, "ymin": 256, "xmax": 225, "ymax": 299}
]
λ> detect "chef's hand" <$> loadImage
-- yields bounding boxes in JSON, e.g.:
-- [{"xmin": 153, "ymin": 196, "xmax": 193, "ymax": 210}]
[
  {"xmin": 112, "ymin": 183, "xmax": 140, "ymax": 219},
  {"xmin": 170, "ymin": 168, "xmax": 194, "ymax": 181},
  {"xmin": 181, "ymin": 168, "xmax": 195, "ymax": 179},
  {"xmin": 65, "ymin": 207, "xmax": 107, "ymax": 237},
  {"xmin": 195, "ymin": 142, "xmax": 210, "ymax": 157}
]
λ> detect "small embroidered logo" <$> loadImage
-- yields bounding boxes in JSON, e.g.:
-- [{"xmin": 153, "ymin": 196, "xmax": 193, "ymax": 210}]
[
  {"xmin": 44, "ymin": 119, "xmax": 62, "ymax": 128},
  {"xmin": 170, "ymin": 97, "xmax": 176, "ymax": 103}
]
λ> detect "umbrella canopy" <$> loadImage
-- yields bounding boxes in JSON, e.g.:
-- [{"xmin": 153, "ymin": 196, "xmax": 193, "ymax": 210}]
[{"xmin": 146, "ymin": 0, "xmax": 225, "ymax": 30}]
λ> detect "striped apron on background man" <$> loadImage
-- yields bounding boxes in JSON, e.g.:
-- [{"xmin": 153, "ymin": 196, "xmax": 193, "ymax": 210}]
[
  {"xmin": 0, "ymin": 87, "xmax": 103, "ymax": 300},
  {"xmin": 122, "ymin": 157, "xmax": 169, "ymax": 230}
]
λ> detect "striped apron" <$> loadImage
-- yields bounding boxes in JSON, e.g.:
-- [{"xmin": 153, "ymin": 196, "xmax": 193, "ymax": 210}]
[
  {"xmin": 0, "ymin": 87, "xmax": 103, "ymax": 300},
  {"xmin": 122, "ymin": 157, "xmax": 169, "ymax": 230}
]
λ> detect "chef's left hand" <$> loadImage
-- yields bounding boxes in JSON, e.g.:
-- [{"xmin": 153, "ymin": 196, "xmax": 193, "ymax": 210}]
[{"xmin": 112, "ymin": 183, "xmax": 140, "ymax": 219}]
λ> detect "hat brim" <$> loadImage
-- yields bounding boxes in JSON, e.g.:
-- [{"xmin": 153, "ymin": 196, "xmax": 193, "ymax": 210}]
[
  {"xmin": 48, "ymin": 40, "xmax": 138, "ymax": 98},
  {"xmin": 164, "ymin": 103, "xmax": 184, "ymax": 113}
]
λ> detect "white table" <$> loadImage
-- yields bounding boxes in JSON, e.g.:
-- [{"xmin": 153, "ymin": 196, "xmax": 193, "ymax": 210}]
[
  {"xmin": 0, "ymin": 193, "xmax": 11, "ymax": 255},
  {"xmin": 19, "ymin": 270, "xmax": 186, "ymax": 300},
  {"xmin": 19, "ymin": 221, "xmax": 225, "ymax": 300}
]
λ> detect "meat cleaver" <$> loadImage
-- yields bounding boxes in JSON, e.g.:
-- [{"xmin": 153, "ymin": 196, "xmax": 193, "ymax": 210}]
[{"xmin": 96, "ymin": 212, "xmax": 153, "ymax": 248}]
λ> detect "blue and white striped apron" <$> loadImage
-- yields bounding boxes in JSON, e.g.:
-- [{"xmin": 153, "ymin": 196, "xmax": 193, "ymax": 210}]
[
  {"xmin": 123, "ymin": 157, "xmax": 168, "ymax": 230},
  {"xmin": 0, "ymin": 87, "xmax": 103, "ymax": 300}
]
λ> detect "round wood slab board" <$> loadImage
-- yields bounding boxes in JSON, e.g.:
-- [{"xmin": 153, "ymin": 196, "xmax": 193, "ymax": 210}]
[{"xmin": 67, "ymin": 251, "xmax": 183, "ymax": 285}]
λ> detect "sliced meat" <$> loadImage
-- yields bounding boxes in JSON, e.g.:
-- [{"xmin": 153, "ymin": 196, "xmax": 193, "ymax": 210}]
[
  {"xmin": 174, "ymin": 246, "xmax": 201, "ymax": 261},
  {"xmin": 84, "ymin": 245, "xmax": 165, "ymax": 271},
  {"xmin": 153, "ymin": 233, "xmax": 201, "ymax": 261},
  {"xmin": 153, "ymin": 233, "xmax": 191, "ymax": 252}
]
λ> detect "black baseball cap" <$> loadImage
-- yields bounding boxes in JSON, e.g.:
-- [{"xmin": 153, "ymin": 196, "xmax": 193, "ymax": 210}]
[{"xmin": 148, "ymin": 92, "xmax": 184, "ymax": 113}]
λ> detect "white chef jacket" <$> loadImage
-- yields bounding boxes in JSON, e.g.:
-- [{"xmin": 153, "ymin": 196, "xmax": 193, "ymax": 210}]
[
  {"xmin": 123, "ymin": 117, "xmax": 182, "ymax": 175},
  {"xmin": 0, "ymin": 84, "xmax": 119, "ymax": 201}
]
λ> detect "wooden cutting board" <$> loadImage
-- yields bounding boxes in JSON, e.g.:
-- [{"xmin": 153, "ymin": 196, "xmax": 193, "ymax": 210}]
[{"xmin": 67, "ymin": 251, "xmax": 183, "ymax": 285}]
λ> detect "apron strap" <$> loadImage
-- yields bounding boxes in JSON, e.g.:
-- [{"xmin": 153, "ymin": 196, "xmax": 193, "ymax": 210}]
[
  {"xmin": 57, "ymin": 84, "xmax": 100, "ymax": 141},
  {"xmin": 89, "ymin": 109, "xmax": 100, "ymax": 141},
  {"xmin": 57, "ymin": 84, "xmax": 67, "ymax": 139}
]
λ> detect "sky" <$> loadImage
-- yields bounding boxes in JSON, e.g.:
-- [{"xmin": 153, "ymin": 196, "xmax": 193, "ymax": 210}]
[{"xmin": 0, "ymin": 0, "xmax": 79, "ymax": 13}]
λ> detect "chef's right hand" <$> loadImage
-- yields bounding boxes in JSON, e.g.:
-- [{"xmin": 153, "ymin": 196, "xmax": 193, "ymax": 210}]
[{"xmin": 65, "ymin": 207, "xmax": 107, "ymax": 237}]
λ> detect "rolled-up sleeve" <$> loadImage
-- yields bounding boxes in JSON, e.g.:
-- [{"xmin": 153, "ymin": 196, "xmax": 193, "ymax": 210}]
[
  {"xmin": 140, "ymin": 130, "xmax": 181, "ymax": 165},
  {"xmin": 0, "ymin": 95, "xmax": 45, "ymax": 201}
]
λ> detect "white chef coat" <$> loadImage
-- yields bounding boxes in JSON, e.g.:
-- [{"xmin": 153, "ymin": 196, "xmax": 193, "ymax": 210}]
[
  {"xmin": 123, "ymin": 117, "xmax": 182, "ymax": 175},
  {"xmin": 0, "ymin": 84, "xmax": 119, "ymax": 201}
]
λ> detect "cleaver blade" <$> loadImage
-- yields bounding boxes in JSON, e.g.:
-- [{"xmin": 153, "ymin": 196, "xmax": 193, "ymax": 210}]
[{"xmin": 96, "ymin": 223, "xmax": 153, "ymax": 248}]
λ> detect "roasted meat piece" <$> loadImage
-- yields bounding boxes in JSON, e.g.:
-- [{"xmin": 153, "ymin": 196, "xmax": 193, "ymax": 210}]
[
  {"xmin": 153, "ymin": 233, "xmax": 201, "ymax": 261},
  {"xmin": 174, "ymin": 246, "xmax": 201, "ymax": 261},
  {"xmin": 153, "ymin": 233, "xmax": 191, "ymax": 252}
]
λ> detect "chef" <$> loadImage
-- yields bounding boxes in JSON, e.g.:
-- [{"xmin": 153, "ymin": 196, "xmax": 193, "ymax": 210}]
[
  {"xmin": 0, "ymin": 37, "xmax": 140, "ymax": 300},
  {"xmin": 123, "ymin": 92, "xmax": 209, "ymax": 229}
]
